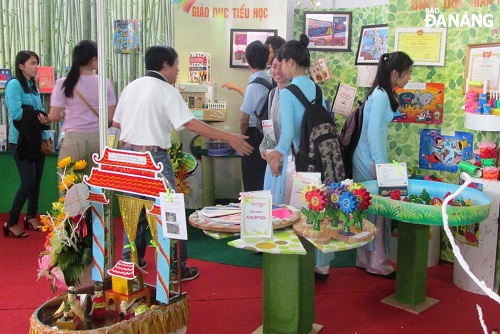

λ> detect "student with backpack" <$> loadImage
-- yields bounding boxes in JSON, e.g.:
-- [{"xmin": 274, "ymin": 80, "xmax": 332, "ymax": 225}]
[
  {"xmin": 352, "ymin": 51, "xmax": 414, "ymax": 278},
  {"xmin": 266, "ymin": 34, "xmax": 343, "ymax": 281},
  {"xmin": 236, "ymin": 40, "xmax": 272, "ymax": 191}
]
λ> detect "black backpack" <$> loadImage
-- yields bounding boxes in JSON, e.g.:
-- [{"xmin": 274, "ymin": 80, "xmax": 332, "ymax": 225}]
[
  {"xmin": 284, "ymin": 83, "xmax": 345, "ymax": 182},
  {"xmin": 251, "ymin": 77, "xmax": 275, "ymax": 132},
  {"xmin": 339, "ymin": 100, "xmax": 365, "ymax": 179}
]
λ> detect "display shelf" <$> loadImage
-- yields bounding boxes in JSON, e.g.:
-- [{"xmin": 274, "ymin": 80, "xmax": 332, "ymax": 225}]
[{"xmin": 464, "ymin": 112, "xmax": 500, "ymax": 131}]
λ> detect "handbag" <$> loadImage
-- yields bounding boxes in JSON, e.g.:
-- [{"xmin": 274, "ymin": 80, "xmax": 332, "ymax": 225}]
[{"xmin": 40, "ymin": 137, "xmax": 54, "ymax": 155}]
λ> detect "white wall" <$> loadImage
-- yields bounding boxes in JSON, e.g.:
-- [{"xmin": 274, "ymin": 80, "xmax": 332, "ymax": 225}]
[
  {"xmin": 173, "ymin": 0, "xmax": 389, "ymax": 202},
  {"xmin": 174, "ymin": 0, "xmax": 288, "ymax": 201}
]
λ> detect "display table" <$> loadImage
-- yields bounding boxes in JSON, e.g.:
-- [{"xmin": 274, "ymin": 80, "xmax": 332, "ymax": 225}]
[
  {"xmin": 363, "ymin": 179, "xmax": 492, "ymax": 314},
  {"xmin": 189, "ymin": 211, "xmax": 375, "ymax": 334}
]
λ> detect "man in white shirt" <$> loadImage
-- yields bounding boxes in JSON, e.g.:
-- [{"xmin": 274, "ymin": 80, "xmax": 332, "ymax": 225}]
[{"xmin": 113, "ymin": 45, "xmax": 252, "ymax": 281}]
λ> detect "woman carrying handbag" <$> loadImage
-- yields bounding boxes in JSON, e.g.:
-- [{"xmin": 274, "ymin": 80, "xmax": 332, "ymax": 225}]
[{"xmin": 48, "ymin": 40, "xmax": 116, "ymax": 164}]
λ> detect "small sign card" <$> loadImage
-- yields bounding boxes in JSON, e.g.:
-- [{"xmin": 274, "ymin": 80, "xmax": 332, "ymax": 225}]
[
  {"xmin": 240, "ymin": 190, "xmax": 273, "ymax": 239},
  {"xmin": 288, "ymin": 172, "xmax": 322, "ymax": 208},
  {"xmin": 376, "ymin": 162, "xmax": 409, "ymax": 197},
  {"xmin": 160, "ymin": 191, "xmax": 188, "ymax": 240}
]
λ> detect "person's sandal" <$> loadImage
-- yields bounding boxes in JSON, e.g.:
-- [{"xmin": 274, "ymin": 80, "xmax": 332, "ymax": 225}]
[
  {"xmin": 23, "ymin": 217, "xmax": 41, "ymax": 231},
  {"xmin": 3, "ymin": 223, "xmax": 28, "ymax": 238}
]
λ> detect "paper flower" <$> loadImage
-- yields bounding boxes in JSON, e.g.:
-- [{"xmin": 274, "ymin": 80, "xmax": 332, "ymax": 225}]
[{"xmin": 38, "ymin": 157, "xmax": 92, "ymax": 292}]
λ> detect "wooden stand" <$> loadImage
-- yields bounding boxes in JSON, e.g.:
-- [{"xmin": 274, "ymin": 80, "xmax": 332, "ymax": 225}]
[{"xmin": 105, "ymin": 287, "xmax": 151, "ymax": 310}]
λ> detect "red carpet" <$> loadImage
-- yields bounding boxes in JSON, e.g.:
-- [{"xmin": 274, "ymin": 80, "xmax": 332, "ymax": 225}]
[{"xmin": 1, "ymin": 212, "xmax": 500, "ymax": 333}]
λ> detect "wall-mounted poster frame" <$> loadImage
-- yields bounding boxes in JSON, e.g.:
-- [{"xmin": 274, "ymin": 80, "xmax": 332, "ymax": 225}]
[
  {"xmin": 230, "ymin": 29, "xmax": 277, "ymax": 68},
  {"xmin": 465, "ymin": 43, "xmax": 500, "ymax": 92},
  {"xmin": 303, "ymin": 11, "xmax": 352, "ymax": 52},
  {"xmin": 394, "ymin": 27, "xmax": 447, "ymax": 66},
  {"xmin": 355, "ymin": 24, "xmax": 389, "ymax": 65}
]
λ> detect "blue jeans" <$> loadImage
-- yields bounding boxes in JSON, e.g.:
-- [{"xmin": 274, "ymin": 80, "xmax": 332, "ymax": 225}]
[
  {"xmin": 7, "ymin": 144, "xmax": 45, "ymax": 226},
  {"xmin": 121, "ymin": 150, "xmax": 188, "ymax": 269}
]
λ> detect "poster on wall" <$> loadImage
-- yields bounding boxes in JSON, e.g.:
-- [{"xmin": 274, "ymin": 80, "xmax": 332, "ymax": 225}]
[
  {"xmin": 419, "ymin": 129, "xmax": 474, "ymax": 172},
  {"xmin": 113, "ymin": 19, "xmax": 141, "ymax": 54},
  {"xmin": 355, "ymin": 24, "xmax": 389, "ymax": 65},
  {"xmin": 303, "ymin": 11, "xmax": 352, "ymax": 52},
  {"xmin": 393, "ymin": 82, "xmax": 444, "ymax": 124},
  {"xmin": 230, "ymin": 29, "xmax": 277, "ymax": 68}
]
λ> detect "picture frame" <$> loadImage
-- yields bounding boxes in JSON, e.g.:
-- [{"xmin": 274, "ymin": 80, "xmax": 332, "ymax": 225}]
[
  {"xmin": 394, "ymin": 27, "xmax": 447, "ymax": 66},
  {"xmin": 230, "ymin": 29, "xmax": 277, "ymax": 68},
  {"xmin": 303, "ymin": 11, "xmax": 352, "ymax": 52},
  {"xmin": 465, "ymin": 43, "xmax": 500, "ymax": 92},
  {"xmin": 355, "ymin": 24, "xmax": 389, "ymax": 65}
]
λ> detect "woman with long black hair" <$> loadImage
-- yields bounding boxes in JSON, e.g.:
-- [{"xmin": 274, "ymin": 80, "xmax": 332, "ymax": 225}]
[
  {"xmin": 48, "ymin": 40, "xmax": 116, "ymax": 163},
  {"xmin": 4, "ymin": 50, "xmax": 50, "ymax": 237},
  {"xmin": 353, "ymin": 51, "xmax": 414, "ymax": 278}
]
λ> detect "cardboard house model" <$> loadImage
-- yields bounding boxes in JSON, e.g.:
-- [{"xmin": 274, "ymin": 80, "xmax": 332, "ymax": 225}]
[{"xmin": 105, "ymin": 260, "xmax": 151, "ymax": 308}]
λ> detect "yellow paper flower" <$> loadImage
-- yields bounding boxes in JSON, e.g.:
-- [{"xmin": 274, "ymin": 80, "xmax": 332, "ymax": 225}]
[
  {"xmin": 57, "ymin": 157, "xmax": 72, "ymax": 169},
  {"xmin": 63, "ymin": 173, "xmax": 77, "ymax": 187},
  {"xmin": 58, "ymin": 182, "xmax": 66, "ymax": 192},
  {"xmin": 73, "ymin": 159, "xmax": 87, "ymax": 171}
]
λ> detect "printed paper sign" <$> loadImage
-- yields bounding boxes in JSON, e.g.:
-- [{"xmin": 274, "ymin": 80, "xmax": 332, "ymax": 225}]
[
  {"xmin": 240, "ymin": 191, "xmax": 273, "ymax": 239},
  {"xmin": 160, "ymin": 192, "xmax": 187, "ymax": 240},
  {"xmin": 289, "ymin": 172, "xmax": 321, "ymax": 209}
]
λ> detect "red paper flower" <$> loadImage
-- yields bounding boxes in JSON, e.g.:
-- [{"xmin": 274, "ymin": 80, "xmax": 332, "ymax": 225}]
[
  {"xmin": 390, "ymin": 189, "xmax": 401, "ymax": 200},
  {"xmin": 353, "ymin": 188, "xmax": 372, "ymax": 211},
  {"xmin": 305, "ymin": 189, "xmax": 327, "ymax": 212}
]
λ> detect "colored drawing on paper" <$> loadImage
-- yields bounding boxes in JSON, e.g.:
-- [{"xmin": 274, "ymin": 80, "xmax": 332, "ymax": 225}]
[
  {"xmin": 393, "ymin": 83, "xmax": 444, "ymax": 124},
  {"xmin": 419, "ymin": 129, "xmax": 474, "ymax": 172}
]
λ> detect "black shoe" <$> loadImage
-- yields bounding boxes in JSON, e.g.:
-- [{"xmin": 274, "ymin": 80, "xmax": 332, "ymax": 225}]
[
  {"xmin": 315, "ymin": 271, "xmax": 329, "ymax": 282},
  {"xmin": 171, "ymin": 266, "xmax": 199, "ymax": 283}
]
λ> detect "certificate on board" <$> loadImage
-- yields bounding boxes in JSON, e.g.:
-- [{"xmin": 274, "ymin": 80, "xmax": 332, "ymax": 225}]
[
  {"xmin": 240, "ymin": 191, "xmax": 273, "ymax": 239},
  {"xmin": 376, "ymin": 162, "xmax": 409, "ymax": 196},
  {"xmin": 394, "ymin": 28, "xmax": 447, "ymax": 66},
  {"xmin": 332, "ymin": 83, "xmax": 357, "ymax": 116},
  {"xmin": 160, "ymin": 192, "xmax": 188, "ymax": 240}
]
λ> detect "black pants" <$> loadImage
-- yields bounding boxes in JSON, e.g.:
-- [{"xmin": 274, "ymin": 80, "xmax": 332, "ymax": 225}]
[
  {"xmin": 241, "ymin": 127, "xmax": 266, "ymax": 192},
  {"xmin": 8, "ymin": 144, "xmax": 45, "ymax": 226}
]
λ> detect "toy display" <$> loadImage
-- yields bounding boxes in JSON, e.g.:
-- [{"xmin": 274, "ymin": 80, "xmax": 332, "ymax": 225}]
[
  {"xmin": 53, "ymin": 286, "xmax": 85, "ymax": 330},
  {"xmin": 363, "ymin": 179, "xmax": 491, "ymax": 226},
  {"xmin": 293, "ymin": 179, "xmax": 375, "ymax": 244}
]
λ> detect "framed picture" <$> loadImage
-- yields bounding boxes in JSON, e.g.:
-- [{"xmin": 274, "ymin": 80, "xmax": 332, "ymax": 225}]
[
  {"xmin": 355, "ymin": 24, "xmax": 389, "ymax": 65},
  {"xmin": 303, "ymin": 11, "xmax": 352, "ymax": 52},
  {"xmin": 465, "ymin": 43, "xmax": 500, "ymax": 92},
  {"xmin": 394, "ymin": 27, "xmax": 447, "ymax": 66},
  {"xmin": 230, "ymin": 29, "xmax": 277, "ymax": 68}
]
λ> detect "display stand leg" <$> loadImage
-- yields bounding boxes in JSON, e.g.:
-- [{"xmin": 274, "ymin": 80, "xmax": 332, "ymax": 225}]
[
  {"xmin": 253, "ymin": 237, "xmax": 322, "ymax": 334},
  {"xmin": 381, "ymin": 221, "xmax": 439, "ymax": 314},
  {"xmin": 201, "ymin": 155, "xmax": 215, "ymax": 207}
]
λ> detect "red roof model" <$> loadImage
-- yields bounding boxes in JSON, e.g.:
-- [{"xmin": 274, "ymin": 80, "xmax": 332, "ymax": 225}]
[{"xmin": 107, "ymin": 260, "xmax": 147, "ymax": 280}]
